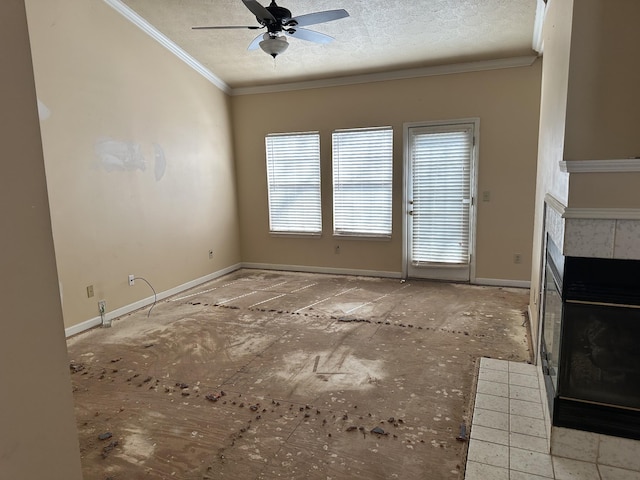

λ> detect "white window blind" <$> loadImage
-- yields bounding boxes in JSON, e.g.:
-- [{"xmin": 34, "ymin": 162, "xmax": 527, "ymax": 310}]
[
  {"xmin": 411, "ymin": 126, "xmax": 472, "ymax": 264},
  {"xmin": 332, "ymin": 127, "xmax": 393, "ymax": 236},
  {"xmin": 265, "ymin": 132, "xmax": 321, "ymax": 234}
]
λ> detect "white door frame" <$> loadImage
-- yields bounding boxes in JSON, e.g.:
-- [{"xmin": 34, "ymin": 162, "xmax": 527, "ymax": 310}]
[{"xmin": 402, "ymin": 118, "xmax": 480, "ymax": 281}]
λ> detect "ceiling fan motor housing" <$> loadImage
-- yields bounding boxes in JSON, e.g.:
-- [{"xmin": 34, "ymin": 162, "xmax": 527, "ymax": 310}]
[{"xmin": 261, "ymin": 1, "xmax": 294, "ymax": 33}]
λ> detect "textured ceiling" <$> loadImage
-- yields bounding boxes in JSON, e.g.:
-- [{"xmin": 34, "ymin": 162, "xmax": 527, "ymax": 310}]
[{"xmin": 120, "ymin": 0, "xmax": 538, "ymax": 89}]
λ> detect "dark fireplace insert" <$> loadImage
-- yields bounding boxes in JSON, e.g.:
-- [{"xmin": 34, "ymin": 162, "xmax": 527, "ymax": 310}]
[{"xmin": 541, "ymin": 236, "xmax": 640, "ymax": 440}]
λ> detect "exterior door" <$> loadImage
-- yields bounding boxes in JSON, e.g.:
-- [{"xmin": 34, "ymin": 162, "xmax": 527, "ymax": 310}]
[{"xmin": 405, "ymin": 120, "xmax": 477, "ymax": 281}]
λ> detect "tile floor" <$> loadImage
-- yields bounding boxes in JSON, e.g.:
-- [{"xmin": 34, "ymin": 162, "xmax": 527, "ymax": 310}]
[{"xmin": 465, "ymin": 358, "xmax": 640, "ymax": 480}]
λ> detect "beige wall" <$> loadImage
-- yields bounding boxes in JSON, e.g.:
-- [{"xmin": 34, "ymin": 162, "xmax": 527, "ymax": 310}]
[
  {"xmin": 564, "ymin": 0, "xmax": 640, "ymax": 162},
  {"xmin": 565, "ymin": 0, "xmax": 640, "ymax": 209},
  {"xmin": 232, "ymin": 64, "xmax": 542, "ymax": 281},
  {"xmin": 0, "ymin": 1, "xmax": 82, "ymax": 477},
  {"xmin": 26, "ymin": 0, "xmax": 240, "ymax": 329},
  {"xmin": 529, "ymin": 0, "xmax": 574, "ymax": 342}
]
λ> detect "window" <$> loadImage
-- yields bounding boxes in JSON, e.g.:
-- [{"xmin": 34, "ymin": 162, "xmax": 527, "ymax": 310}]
[
  {"xmin": 332, "ymin": 127, "xmax": 393, "ymax": 237},
  {"xmin": 265, "ymin": 132, "xmax": 321, "ymax": 234}
]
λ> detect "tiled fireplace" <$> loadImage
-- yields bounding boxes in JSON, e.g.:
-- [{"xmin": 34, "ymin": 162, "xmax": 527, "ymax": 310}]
[
  {"xmin": 464, "ymin": 192, "xmax": 640, "ymax": 479},
  {"xmin": 542, "ymin": 236, "xmax": 640, "ymax": 439},
  {"xmin": 541, "ymin": 194, "xmax": 640, "ymax": 450}
]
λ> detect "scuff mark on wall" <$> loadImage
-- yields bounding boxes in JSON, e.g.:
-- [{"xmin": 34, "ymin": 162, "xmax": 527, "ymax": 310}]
[
  {"xmin": 37, "ymin": 98, "xmax": 51, "ymax": 121},
  {"xmin": 153, "ymin": 143, "xmax": 166, "ymax": 181},
  {"xmin": 94, "ymin": 139, "xmax": 167, "ymax": 181},
  {"xmin": 95, "ymin": 139, "xmax": 146, "ymax": 172}
]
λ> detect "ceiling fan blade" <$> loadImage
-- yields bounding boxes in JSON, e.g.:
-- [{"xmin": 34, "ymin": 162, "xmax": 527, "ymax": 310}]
[
  {"xmin": 289, "ymin": 9, "xmax": 349, "ymax": 28},
  {"xmin": 192, "ymin": 25, "xmax": 262, "ymax": 30},
  {"xmin": 247, "ymin": 33, "xmax": 264, "ymax": 50},
  {"xmin": 242, "ymin": 0, "xmax": 276, "ymax": 23},
  {"xmin": 285, "ymin": 28, "xmax": 334, "ymax": 44}
]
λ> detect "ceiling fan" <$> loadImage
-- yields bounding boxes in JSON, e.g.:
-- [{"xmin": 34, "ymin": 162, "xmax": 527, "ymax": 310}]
[{"xmin": 192, "ymin": 0, "xmax": 349, "ymax": 58}]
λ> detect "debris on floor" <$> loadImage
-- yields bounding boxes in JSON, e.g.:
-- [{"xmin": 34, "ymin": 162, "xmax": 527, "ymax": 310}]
[{"xmin": 67, "ymin": 269, "xmax": 531, "ymax": 479}]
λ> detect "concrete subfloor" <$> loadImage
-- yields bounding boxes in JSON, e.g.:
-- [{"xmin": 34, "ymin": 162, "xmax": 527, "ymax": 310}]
[{"xmin": 67, "ymin": 269, "xmax": 532, "ymax": 480}]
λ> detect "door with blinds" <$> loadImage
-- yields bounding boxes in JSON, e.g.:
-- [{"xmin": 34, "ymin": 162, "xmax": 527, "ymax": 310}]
[{"xmin": 405, "ymin": 121, "xmax": 477, "ymax": 281}]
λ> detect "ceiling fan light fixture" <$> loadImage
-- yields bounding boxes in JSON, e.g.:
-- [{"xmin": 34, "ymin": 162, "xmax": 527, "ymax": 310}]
[{"xmin": 259, "ymin": 34, "xmax": 289, "ymax": 58}]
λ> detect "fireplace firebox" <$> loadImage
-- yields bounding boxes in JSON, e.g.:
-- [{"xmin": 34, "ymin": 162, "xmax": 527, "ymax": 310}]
[{"xmin": 541, "ymin": 236, "xmax": 640, "ymax": 440}]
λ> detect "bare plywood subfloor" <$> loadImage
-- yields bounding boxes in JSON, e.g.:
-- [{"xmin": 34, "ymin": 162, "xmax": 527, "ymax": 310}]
[{"xmin": 67, "ymin": 269, "xmax": 531, "ymax": 479}]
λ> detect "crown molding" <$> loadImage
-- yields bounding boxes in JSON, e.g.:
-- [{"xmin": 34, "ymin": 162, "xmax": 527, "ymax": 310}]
[
  {"xmin": 103, "ymin": 0, "xmax": 538, "ymax": 98},
  {"xmin": 103, "ymin": 0, "xmax": 231, "ymax": 94},
  {"xmin": 532, "ymin": 0, "xmax": 547, "ymax": 54},
  {"xmin": 545, "ymin": 193, "xmax": 640, "ymax": 219},
  {"xmin": 230, "ymin": 55, "xmax": 538, "ymax": 96},
  {"xmin": 559, "ymin": 159, "xmax": 640, "ymax": 173},
  {"xmin": 544, "ymin": 193, "xmax": 567, "ymax": 216}
]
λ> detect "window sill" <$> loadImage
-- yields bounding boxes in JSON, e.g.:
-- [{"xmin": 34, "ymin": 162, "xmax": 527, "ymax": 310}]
[
  {"xmin": 269, "ymin": 231, "xmax": 322, "ymax": 239},
  {"xmin": 332, "ymin": 234, "xmax": 392, "ymax": 241}
]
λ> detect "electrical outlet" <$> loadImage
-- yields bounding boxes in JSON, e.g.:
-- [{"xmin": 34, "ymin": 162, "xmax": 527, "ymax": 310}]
[
  {"xmin": 482, "ymin": 191, "xmax": 491, "ymax": 202},
  {"xmin": 86, "ymin": 285, "xmax": 94, "ymax": 298},
  {"xmin": 514, "ymin": 253, "xmax": 522, "ymax": 264},
  {"xmin": 334, "ymin": 245, "xmax": 340, "ymax": 254},
  {"xmin": 128, "ymin": 274, "xmax": 135, "ymax": 286},
  {"xmin": 208, "ymin": 249, "xmax": 213, "ymax": 259}
]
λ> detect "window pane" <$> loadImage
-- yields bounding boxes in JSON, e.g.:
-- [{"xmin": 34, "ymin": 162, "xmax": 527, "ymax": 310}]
[
  {"xmin": 411, "ymin": 127, "xmax": 472, "ymax": 264},
  {"xmin": 266, "ymin": 133, "xmax": 321, "ymax": 233},
  {"xmin": 332, "ymin": 127, "xmax": 393, "ymax": 236}
]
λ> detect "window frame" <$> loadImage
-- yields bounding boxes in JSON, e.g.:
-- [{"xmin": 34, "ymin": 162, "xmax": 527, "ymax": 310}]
[
  {"xmin": 332, "ymin": 126, "xmax": 394, "ymax": 239},
  {"xmin": 265, "ymin": 131, "xmax": 322, "ymax": 235}
]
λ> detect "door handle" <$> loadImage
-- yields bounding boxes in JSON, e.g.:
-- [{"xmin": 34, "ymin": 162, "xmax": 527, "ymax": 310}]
[{"xmin": 408, "ymin": 210, "xmax": 414, "ymax": 215}]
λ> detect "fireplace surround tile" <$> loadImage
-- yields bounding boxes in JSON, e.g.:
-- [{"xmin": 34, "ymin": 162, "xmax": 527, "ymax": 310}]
[
  {"xmin": 564, "ymin": 219, "xmax": 615, "ymax": 258},
  {"xmin": 613, "ymin": 220, "xmax": 640, "ymax": 260},
  {"xmin": 510, "ymin": 384, "xmax": 543, "ymax": 403},
  {"xmin": 598, "ymin": 464, "xmax": 640, "ymax": 480},
  {"xmin": 470, "ymin": 424, "xmax": 510, "ymax": 445},
  {"xmin": 552, "ymin": 457, "xmax": 600, "ymax": 480},
  {"xmin": 473, "ymin": 408, "xmax": 509, "ymax": 430},
  {"xmin": 509, "ymin": 361, "xmax": 538, "ymax": 376},
  {"xmin": 481, "ymin": 357, "xmax": 509, "ymax": 371},
  {"xmin": 477, "ymin": 379, "xmax": 509, "ymax": 397},
  {"xmin": 598, "ymin": 435, "xmax": 640, "ymax": 472},
  {"xmin": 510, "ymin": 432, "xmax": 550, "ymax": 453},
  {"xmin": 510, "ymin": 372, "xmax": 541, "ymax": 388},
  {"xmin": 550, "ymin": 426, "xmax": 599, "ymax": 463},
  {"xmin": 510, "ymin": 399, "xmax": 545, "ymax": 419},
  {"xmin": 479, "ymin": 367, "xmax": 509, "ymax": 384},
  {"xmin": 510, "ymin": 447, "xmax": 554, "ymax": 477},
  {"xmin": 510, "ymin": 472, "xmax": 556, "ymax": 480},
  {"xmin": 467, "ymin": 438, "xmax": 510, "ymax": 468},
  {"xmin": 464, "ymin": 460, "xmax": 509, "ymax": 480},
  {"xmin": 511, "ymin": 415, "xmax": 548, "ymax": 438},
  {"xmin": 475, "ymin": 392, "xmax": 509, "ymax": 413},
  {"xmin": 466, "ymin": 358, "xmax": 640, "ymax": 480}
]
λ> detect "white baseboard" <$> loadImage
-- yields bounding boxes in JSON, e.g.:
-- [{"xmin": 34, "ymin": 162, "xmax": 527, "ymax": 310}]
[
  {"xmin": 65, "ymin": 316, "xmax": 104, "ymax": 338},
  {"xmin": 241, "ymin": 262, "xmax": 403, "ymax": 279},
  {"xmin": 474, "ymin": 278, "xmax": 531, "ymax": 289},
  {"xmin": 65, "ymin": 263, "xmax": 241, "ymax": 338},
  {"xmin": 65, "ymin": 265, "xmax": 529, "ymax": 337},
  {"xmin": 243, "ymin": 263, "xmax": 531, "ymax": 288}
]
